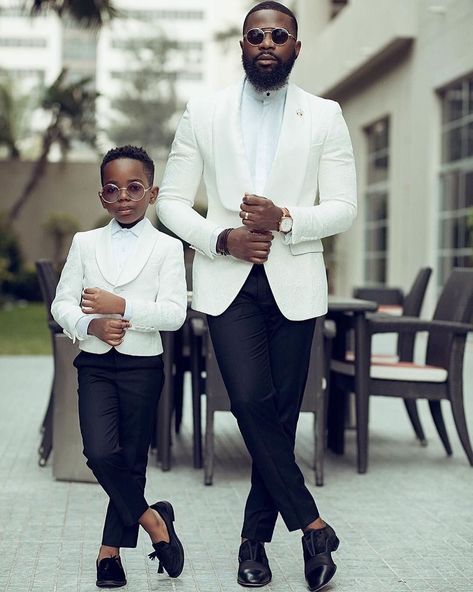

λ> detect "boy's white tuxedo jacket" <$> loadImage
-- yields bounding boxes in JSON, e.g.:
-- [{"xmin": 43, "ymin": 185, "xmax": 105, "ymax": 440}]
[
  {"xmin": 157, "ymin": 79, "xmax": 357, "ymax": 320},
  {"xmin": 51, "ymin": 218, "xmax": 187, "ymax": 356}
]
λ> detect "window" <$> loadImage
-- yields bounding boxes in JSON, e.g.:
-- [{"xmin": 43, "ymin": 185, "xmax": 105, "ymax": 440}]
[
  {"xmin": 0, "ymin": 37, "xmax": 47, "ymax": 47},
  {"xmin": 438, "ymin": 76, "xmax": 473, "ymax": 286},
  {"xmin": 63, "ymin": 38, "xmax": 96, "ymax": 60},
  {"xmin": 122, "ymin": 10, "xmax": 204, "ymax": 21},
  {"xmin": 364, "ymin": 118, "xmax": 390, "ymax": 285}
]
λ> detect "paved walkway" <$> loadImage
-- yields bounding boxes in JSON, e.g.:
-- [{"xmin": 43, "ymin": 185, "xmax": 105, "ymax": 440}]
[{"xmin": 0, "ymin": 351, "xmax": 472, "ymax": 592}]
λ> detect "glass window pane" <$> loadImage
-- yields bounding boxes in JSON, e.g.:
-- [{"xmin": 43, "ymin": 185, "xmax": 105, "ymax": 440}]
[
  {"xmin": 366, "ymin": 193, "xmax": 388, "ymax": 221},
  {"xmin": 442, "ymin": 82, "xmax": 464, "ymax": 123},
  {"xmin": 468, "ymin": 79, "xmax": 473, "ymax": 115},
  {"xmin": 440, "ymin": 218, "xmax": 453, "ymax": 249},
  {"xmin": 438, "ymin": 255, "xmax": 452, "ymax": 287},
  {"xmin": 365, "ymin": 226, "xmax": 387, "ymax": 252},
  {"xmin": 365, "ymin": 257, "xmax": 385, "ymax": 284},
  {"xmin": 465, "ymin": 172, "xmax": 473, "ymax": 208},
  {"xmin": 442, "ymin": 126, "xmax": 463, "ymax": 162},
  {"xmin": 440, "ymin": 172, "xmax": 460, "ymax": 210},
  {"xmin": 367, "ymin": 154, "xmax": 389, "ymax": 183},
  {"xmin": 466, "ymin": 122, "xmax": 473, "ymax": 158}
]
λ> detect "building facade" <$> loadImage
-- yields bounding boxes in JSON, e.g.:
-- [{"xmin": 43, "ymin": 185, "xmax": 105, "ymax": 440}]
[
  {"xmin": 0, "ymin": 0, "xmax": 246, "ymax": 159},
  {"xmin": 294, "ymin": 0, "xmax": 473, "ymax": 310}
]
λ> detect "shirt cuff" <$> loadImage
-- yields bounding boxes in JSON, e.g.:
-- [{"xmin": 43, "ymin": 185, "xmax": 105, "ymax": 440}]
[
  {"xmin": 75, "ymin": 315, "xmax": 93, "ymax": 339},
  {"xmin": 210, "ymin": 226, "xmax": 226, "ymax": 256},
  {"xmin": 123, "ymin": 299, "xmax": 133, "ymax": 321}
]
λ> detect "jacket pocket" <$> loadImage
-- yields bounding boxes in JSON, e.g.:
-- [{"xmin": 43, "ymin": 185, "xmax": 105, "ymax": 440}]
[{"xmin": 289, "ymin": 239, "xmax": 324, "ymax": 255}]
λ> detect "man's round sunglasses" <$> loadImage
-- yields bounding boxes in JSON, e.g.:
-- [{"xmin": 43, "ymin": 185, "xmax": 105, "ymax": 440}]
[
  {"xmin": 243, "ymin": 27, "xmax": 296, "ymax": 46},
  {"xmin": 99, "ymin": 182, "xmax": 151, "ymax": 204}
]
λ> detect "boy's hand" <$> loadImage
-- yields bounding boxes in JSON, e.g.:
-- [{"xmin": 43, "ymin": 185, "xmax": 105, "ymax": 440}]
[
  {"xmin": 81, "ymin": 287, "xmax": 126, "ymax": 315},
  {"xmin": 88, "ymin": 318, "xmax": 130, "ymax": 346}
]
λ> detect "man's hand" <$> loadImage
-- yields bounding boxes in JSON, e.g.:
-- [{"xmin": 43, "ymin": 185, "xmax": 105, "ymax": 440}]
[
  {"xmin": 88, "ymin": 318, "xmax": 130, "ymax": 346},
  {"xmin": 227, "ymin": 226, "xmax": 274, "ymax": 264},
  {"xmin": 239, "ymin": 194, "xmax": 283, "ymax": 232},
  {"xmin": 81, "ymin": 287, "xmax": 125, "ymax": 315}
]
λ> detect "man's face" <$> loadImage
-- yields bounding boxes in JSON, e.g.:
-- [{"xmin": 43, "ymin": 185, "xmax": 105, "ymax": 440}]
[{"xmin": 240, "ymin": 9, "xmax": 301, "ymax": 92}]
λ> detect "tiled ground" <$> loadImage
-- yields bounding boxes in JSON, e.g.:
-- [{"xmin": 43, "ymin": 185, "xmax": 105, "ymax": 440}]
[{"xmin": 0, "ymin": 346, "xmax": 472, "ymax": 592}]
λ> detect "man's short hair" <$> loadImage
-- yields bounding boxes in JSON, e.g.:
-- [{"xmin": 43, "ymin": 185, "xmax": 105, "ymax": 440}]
[
  {"xmin": 243, "ymin": 1, "xmax": 298, "ymax": 37},
  {"xmin": 100, "ymin": 145, "xmax": 154, "ymax": 185}
]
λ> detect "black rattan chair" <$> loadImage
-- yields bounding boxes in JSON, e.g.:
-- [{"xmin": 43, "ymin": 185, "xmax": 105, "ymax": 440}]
[
  {"xmin": 332, "ymin": 268, "xmax": 473, "ymax": 472},
  {"xmin": 354, "ymin": 267, "xmax": 432, "ymax": 444}
]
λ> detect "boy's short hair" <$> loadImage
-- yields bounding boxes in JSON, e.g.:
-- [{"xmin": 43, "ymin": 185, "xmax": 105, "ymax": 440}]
[
  {"xmin": 100, "ymin": 145, "xmax": 155, "ymax": 185},
  {"xmin": 243, "ymin": 1, "xmax": 298, "ymax": 36}
]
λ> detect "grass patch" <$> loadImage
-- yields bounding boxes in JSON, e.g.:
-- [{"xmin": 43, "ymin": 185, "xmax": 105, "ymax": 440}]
[{"xmin": 0, "ymin": 302, "xmax": 51, "ymax": 355}]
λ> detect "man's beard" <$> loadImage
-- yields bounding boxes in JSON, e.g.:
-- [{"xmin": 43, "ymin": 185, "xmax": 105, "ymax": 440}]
[{"xmin": 242, "ymin": 50, "xmax": 297, "ymax": 92}]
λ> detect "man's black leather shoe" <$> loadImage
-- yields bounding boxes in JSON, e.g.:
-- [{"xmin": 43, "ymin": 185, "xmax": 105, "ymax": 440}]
[
  {"xmin": 148, "ymin": 501, "xmax": 184, "ymax": 577},
  {"xmin": 302, "ymin": 524, "xmax": 339, "ymax": 591},
  {"xmin": 96, "ymin": 556, "xmax": 126, "ymax": 588},
  {"xmin": 237, "ymin": 540, "xmax": 272, "ymax": 587}
]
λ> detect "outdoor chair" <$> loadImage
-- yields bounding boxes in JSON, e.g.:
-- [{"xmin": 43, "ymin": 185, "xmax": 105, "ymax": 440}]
[
  {"xmin": 331, "ymin": 268, "xmax": 473, "ymax": 472},
  {"xmin": 190, "ymin": 315, "xmax": 333, "ymax": 486},
  {"xmin": 353, "ymin": 267, "xmax": 432, "ymax": 444},
  {"xmin": 35, "ymin": 259, "xmax": 61, "ymax": 466}
]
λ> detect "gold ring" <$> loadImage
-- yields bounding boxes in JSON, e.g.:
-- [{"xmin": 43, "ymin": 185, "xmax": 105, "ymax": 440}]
[{"xmin": 245, "ymin": 212, "xmax": 249, "ymax": 220}]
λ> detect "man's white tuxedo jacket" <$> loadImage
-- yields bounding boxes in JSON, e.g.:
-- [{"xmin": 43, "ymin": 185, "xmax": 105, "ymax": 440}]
[
  {"xmin": 157, "ymin": 79, "xmax": 357, "ymax": 320},
  {"xmin": 51, "ymin": 218, "xmax": 187, "ymax": 356}
]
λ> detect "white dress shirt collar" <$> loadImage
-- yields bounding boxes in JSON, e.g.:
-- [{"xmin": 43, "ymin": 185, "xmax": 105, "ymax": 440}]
[
  {"xmin": 244, "ymin": 78, "xmax": 288, "ymax": 104},
  {"xmin": 111, "ymin": 217, "xmax": 146, "ymax": 237}
]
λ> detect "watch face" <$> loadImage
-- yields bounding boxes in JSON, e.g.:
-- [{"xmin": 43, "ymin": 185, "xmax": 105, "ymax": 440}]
[{"xmin": 280, "ymin": 217, "xmax": 293, "ymax": 232}]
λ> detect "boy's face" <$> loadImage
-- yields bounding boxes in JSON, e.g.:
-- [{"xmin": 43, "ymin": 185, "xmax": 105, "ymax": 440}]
[{"xmin": 100, "ymin": 158, "xmax": 158, "ymax": 225}]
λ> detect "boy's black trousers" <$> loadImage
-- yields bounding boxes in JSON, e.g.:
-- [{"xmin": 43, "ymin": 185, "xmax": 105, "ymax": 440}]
[{"xmin": 74, "ymin": 349, "xmax": 164, "ymax": 548}]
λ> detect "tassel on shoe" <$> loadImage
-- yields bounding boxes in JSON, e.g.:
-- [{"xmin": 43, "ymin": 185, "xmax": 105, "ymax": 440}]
[{"xmin": 148, "ymin": 551, "xmax": 164, "ymax": 574}]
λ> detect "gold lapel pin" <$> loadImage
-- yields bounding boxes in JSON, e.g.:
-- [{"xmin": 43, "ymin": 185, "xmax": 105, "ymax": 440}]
[{"xmin": 296, "ymin": 109, "xmax": 303, "ymax": 117}]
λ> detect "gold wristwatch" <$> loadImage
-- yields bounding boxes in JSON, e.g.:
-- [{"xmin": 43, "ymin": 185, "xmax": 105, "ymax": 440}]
[{"xmin": 278, "ymin": 207, "xmax": 293, "ymax": 233}]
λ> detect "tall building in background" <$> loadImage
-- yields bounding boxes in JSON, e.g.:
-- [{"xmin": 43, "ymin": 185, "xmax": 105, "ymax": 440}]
[
  {"xmin": 0, "ymin": 0, "xmax": 246, "ymax": 158},
  {"xmin": 294, "ymin": 0, "xmax": 473, "ymax": 303}
]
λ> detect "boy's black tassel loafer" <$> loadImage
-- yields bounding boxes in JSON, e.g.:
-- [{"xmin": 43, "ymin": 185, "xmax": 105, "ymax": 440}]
[
  {"xmin": 148, "ymin": 500, "xmax": 184, "ymax": 578},
  {"xmin": 96, "ymin": 555, "xmax": 126, "ymax": 588}
]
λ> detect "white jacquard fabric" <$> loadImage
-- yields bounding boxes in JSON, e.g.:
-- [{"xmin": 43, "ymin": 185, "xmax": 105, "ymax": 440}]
[
  {"xmin": 51, "ymin": 218, "xmax": 187, "ymax": 356},
  {"xmin": 157, "ymin": 78, "xmax": 357, "ymax": 320}
]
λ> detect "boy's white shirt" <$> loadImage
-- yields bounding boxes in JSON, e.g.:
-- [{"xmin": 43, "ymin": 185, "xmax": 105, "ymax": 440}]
[{"xmin": 51, "ymin": 217, "xmax": 187, "ymax": 356}]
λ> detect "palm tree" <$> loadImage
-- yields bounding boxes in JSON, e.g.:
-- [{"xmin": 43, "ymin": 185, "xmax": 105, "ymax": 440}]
[
  {"xmin": 7, "ymin": 69, "xmax": 98, "ymax": 222},
  {"xmin": 30, "ymin": 0, "xmax": 118, "ymax": 27}
]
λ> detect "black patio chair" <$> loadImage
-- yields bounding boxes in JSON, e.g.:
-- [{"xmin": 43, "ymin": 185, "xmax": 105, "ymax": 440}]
[
  {"xmin": 354, "ymin": 267, "xmax": 432, "ymax": 444},
  {"xmin": 332, "ymin": 268, "xmax": 473, "ymax": 472}
]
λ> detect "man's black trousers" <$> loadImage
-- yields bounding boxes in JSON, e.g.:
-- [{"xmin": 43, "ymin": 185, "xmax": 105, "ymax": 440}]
[
  {"xmin": 74, "ymin": 349, "xmax": 164, "ymax": 548},
  {"xmin": 207, "ymin": 264, "xmax": 319, "ymax": 542}
]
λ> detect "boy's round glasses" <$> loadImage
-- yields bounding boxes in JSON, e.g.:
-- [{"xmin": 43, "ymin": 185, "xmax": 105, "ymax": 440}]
[
  {"xmin": 243, "ymin": 27, "xmax": 296, "ymax": 46},
  {"xmin": 99, "ymin": 182, "xmax": 151, "ymax": 203}
]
